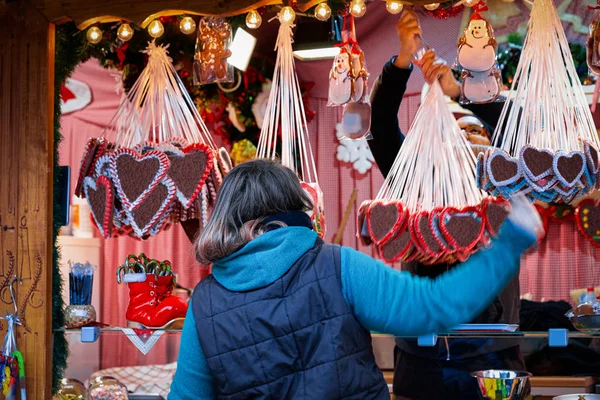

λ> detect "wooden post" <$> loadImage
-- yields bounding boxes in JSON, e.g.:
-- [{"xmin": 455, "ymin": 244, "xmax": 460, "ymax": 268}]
[{"xmin": 0, "ymin": 1, "xmax": 55, "ymax": 397}]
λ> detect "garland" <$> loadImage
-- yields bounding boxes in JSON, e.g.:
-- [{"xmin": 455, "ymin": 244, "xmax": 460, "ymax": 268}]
[
  {"xmin": 424, "ymin": 1, "xmax": 465, "ymax": 19},
  {"xmin": 53, "ymin": 23, "xmax": 84, "ymax": 394}
]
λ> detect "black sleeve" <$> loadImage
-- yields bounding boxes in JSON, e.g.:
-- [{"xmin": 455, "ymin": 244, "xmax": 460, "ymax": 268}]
[{"xmin": 369, "ymin": 57, "xmax": 413, "ymax": 179}]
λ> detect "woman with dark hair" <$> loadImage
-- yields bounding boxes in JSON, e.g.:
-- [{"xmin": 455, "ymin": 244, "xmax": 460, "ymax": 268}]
[{"xmin": 169, "ymin": 159, "xmax": 540, "ymax": 400}]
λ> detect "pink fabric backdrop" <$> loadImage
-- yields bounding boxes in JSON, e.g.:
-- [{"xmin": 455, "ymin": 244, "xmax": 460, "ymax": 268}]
[{"xmin": 58, "ymin": 8, "xmax": 600, "ymax": 369}]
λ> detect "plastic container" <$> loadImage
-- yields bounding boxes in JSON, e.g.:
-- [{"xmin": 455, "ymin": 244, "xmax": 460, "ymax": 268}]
[
  {"xmin": 89, "ymin": 376, "xmax": 129, "ymax": 400},
  {"xmin": 579, "ymin": 287, "xmax": 597, "ymax": 305}
]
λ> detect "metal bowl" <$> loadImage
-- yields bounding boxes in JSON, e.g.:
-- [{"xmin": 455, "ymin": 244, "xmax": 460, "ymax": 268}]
[
  {"xmin": 569, "ymin": 315, "xmax": 600, "ymax": 332},
  {"xmin": 471, "ymin": 370, "xmax": 532, "ymax": 400},
  {"xmin": 553, "ymin": 395, "xmax": 600, "ymax": 400}
]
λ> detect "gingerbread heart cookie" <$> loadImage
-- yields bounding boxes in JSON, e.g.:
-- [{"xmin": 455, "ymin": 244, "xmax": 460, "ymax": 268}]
[
  {"xmin": 166, "ymin": 143, "xmax": 214, "ymax": 209},
  {"xmin": 83, "ymin": 175, "xmax": 114, "ymax": 239},
  {"xmin": 125, "ymin": 178, "xmax": 177, "ymax": 238},
  {"xmin": 575, "ymin": 199, "xmax": 600, "ymax": 248},
  {"xmin": 111, "ymin": 148, "xmax": 170, "ymax": 210},
  {"xmin": 440, "ymin": 207, "xmax": 484, "ymax": 254},
  {"xmin": 367, "ymin": 201, "xmax": 408, "ymax": 245}
]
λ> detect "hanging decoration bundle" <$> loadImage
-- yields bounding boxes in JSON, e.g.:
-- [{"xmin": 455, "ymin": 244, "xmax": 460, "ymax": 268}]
[
  {"xmin": 257, "ymin": 12, "xmax": 325, "ymax": 237},
  {"xmin": 75, "ymin": 41, "xmax": 232, "ymax": 239},
  {"xmin": 477, "ymin": 0, "xmax": 600, "ymax": 205},
  {"xmin": 358, "ymin": 81, "xmax": 510, "ymax": 265}
]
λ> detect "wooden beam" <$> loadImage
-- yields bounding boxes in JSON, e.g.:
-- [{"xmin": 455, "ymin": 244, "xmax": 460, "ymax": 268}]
[{"xmin": 0, "ymin": 1, "xmax": 55, "ymax": 397}]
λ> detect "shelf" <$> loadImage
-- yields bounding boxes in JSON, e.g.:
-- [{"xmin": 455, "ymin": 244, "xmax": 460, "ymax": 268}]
[{"xmin": 54, "ymin": 327, "xmax": 600, "ymax": 343}]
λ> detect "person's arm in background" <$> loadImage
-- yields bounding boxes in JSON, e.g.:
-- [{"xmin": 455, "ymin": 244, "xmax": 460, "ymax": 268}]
[
  {"xmin": 341, "ymin": 197, "xmax": 542, "ymax": 337},
  {"xmin": 368, "ymin": 11, "xmax": 421, "ymax": 178},
  {"xmin": 168, "ymin": 306, "xmax": 215, "ymax": 400}
]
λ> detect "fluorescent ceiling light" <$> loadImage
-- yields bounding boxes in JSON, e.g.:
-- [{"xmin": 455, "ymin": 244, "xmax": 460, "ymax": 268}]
[
  {"xmin": 293, "ymin": 47, "xmax": 339, "ymax": 61},
  {"xmin": 229, "ymin": 28, "xmax": 256, "ymax": 71}
]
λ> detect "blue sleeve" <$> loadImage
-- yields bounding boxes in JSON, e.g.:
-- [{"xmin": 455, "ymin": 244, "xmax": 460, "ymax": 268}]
[
  {"xmin": 168, "ymin": 302, "xmax": 216, "ymax": 400},
  {"xmin": 340, "ymin": 220, "xmax": 535, "ymax": 337}
]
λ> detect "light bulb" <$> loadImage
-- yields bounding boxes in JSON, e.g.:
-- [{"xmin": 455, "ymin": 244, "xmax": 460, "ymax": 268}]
[
  {"xmin": 148, "ymin": 20, "xmax": 164, "ymax": 38},
  {"xmin": 180, "ymin": 17, "xmax": 196, "ymax": 34},
  {"xmin": 386, "ymin": 1, "xmax": 403, "ymax": 14},
  {"xmin": 246, "ymin": 10, "xmax": 262, "ymax": 29},
  {"xmin": 350, "ymin": 0, "xmax": 367, "ymax": 17},
  {"xmin": 463, "ymin": 0, "xmax": 479, "ymax": 6},
  {"xmin": 86, "ymin": 27, "xmax": 103, "ymax": 44},
  {"xmin": 117, "ymin": 23, "xmax": 133, "ymax": 41},
  {"xmin": 424, "ymin": 2, "xmax": 440, "ymax": 10},
  {"xmin": 315, "ymin": 3, "xmax": 332, "ymax": 21},
  {"xmin": 279, "ymin": 6, "xmax": 296, "ymax": 23}
]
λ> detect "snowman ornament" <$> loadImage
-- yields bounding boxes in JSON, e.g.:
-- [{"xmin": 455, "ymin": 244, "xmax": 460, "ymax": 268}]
[
  {"xmin": 457, "ymin": 10, "xmax": 502, "ymax": 104},
  {"xmin": 328, "ymin": 49, "xmax": 353, "ymax": 105}
]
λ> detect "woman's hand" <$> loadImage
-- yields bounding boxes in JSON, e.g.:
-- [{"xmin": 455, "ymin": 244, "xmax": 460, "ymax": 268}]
[
  {"xmin": 394, "ymin": 11, "xmax": 423, "ymax": 69},
  {"xmin": 466, "ymin": 134, "xmax": 491, "ymax": 146},
  {"xmin": 415, "ymin": 50, "xmax": 461, "ymax": 100},
  {"xmin": 507, "ymin": 195, "xmax": 544, "ymax": 244}
]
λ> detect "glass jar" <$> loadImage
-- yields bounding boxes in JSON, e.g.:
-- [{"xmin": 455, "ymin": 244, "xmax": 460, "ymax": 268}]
[
  {"xmin": 53, "ymin": 378, "xmax": 87, "ymax": 400},
  {"xmin": 88, "ymin": 376, "xmax": 128, "ymax": 400}
]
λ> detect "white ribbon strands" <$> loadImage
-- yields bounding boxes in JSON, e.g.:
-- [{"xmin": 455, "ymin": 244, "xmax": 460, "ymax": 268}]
[
  {"xmin": 375, "ymin": 81, "xmax": 485, "ymax": 212},
  {"xmin": 492, "ymin": 0, "xmax": 599, "ymax": 153},
  {"xmin": 256, "ymin": 18, "xmax": 319, "ymax": 185},
  {"xmin": 106, "ymin": 41, "xmax": 217, "ymax": 150}
]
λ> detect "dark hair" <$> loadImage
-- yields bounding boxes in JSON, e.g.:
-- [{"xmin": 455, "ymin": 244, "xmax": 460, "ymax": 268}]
[{"xmin": 195, "ymin": 159, "xmax": 313, "ymax": 264}]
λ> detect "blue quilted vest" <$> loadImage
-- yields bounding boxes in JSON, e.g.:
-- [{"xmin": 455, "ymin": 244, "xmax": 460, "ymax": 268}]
[{"xmin": 192, "ymin": 239, "xmax": 389, "ymax": 400}]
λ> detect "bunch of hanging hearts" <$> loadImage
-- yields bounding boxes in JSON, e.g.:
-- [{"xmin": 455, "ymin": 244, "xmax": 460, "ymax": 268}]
[
  {"xmin": 75, "ymin": 137, "xmax": 233, "ymax": 239},
  {"xmin": 359, "ymin": 197, "xmax": 510, "ymax": 265},
  {"xmin": 477, "ymin": 142, "xmax": 600, "ymax": 204}
]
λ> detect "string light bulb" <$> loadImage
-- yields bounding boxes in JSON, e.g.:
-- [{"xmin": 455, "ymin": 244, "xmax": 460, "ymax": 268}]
[
  {"xmin": 86, "ymin": 26, "xmax": 103, "ymax": 44},
  {"xmin": 350, "ymin": 0, "xmax": 367, "ymax": 17},
  {"xmin": 463, "ymin": 0, "xmax": 479, "ymax": 6},
  {"xmin": 246, "ymin": 10, "xmax": 262, "ymax": 29},
  {"xmin": 386, "ymin": 1, "xmax": 403, "ymax": 14},
  {"xmin": 117, "ymin": 23, "xmax": 133, "ymax": 42},
  {"xmin": 314, "ymin": 3, "xmax": 332, "ymax": 21},
  {"xmin": 180, "ymin": 16, "xmax": 196, "ymax": 34},
  {"xmin": 279, "ymin": 6, "xmax": 296, "ymax": 23},
  {"xmin": 148, "ymin": 20, "xmax": 164, "ymax": 38},
  {"xmin": 424, "ymin": 2, "xmax": 440, "ymax": 10}
]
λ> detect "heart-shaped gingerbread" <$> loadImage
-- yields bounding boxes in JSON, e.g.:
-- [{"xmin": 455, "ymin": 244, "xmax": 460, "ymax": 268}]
[
  {"xmin": 554, "ymin": 151, "xmax": 585, "ymax": 187},
  {"xmin": 111, "ymin": 148, "xmax": 170, "ymax": 210},
  {"xmin": 412, "ymin": 211, "xmax": 444, "ymax": 259},
  {"xmin": 83, "ymin": 175, "xmax": 114, "ymax": 239},
  {"xmin": 125, "ymin": 178, "xmax": 177, "ymax": 238},
  {"xmin": 166, "ymin": 143, "xmax": 214, "ymax": 209},
  {"xmin": 575, "ymin": 199, "xmax": 600, "ymax": 248},
  {"xmin": 487, "ymin": 150, "xmax": 521, "ymax": 188},
  {"xmin": 76, "ymin": 138, "xmax": 107, "ymax": 197},
  {"xmin": 367, "ymin": 201, "xmax": 408, "ymax": 245},
  {"xmin": 440, "ymin": 207, "xmax": 484, "ymax": 253},
  {"xmin": 482, "ymin": 197, "xmax": 511, "ymax": 237},
  {"xmin": 429, "ymin": 208, "xmax": 454, "ymax": 253},
  {"xmin": 584, "ymin": 141, "xmax": 599, "ymax": 175},
  {"xmin": 379, "ymin": 227, "xmax": 413, "ymax": 264},
  {"xmin": 520, "ymin": 146, "xmax": 554, "ymax": 182}
]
